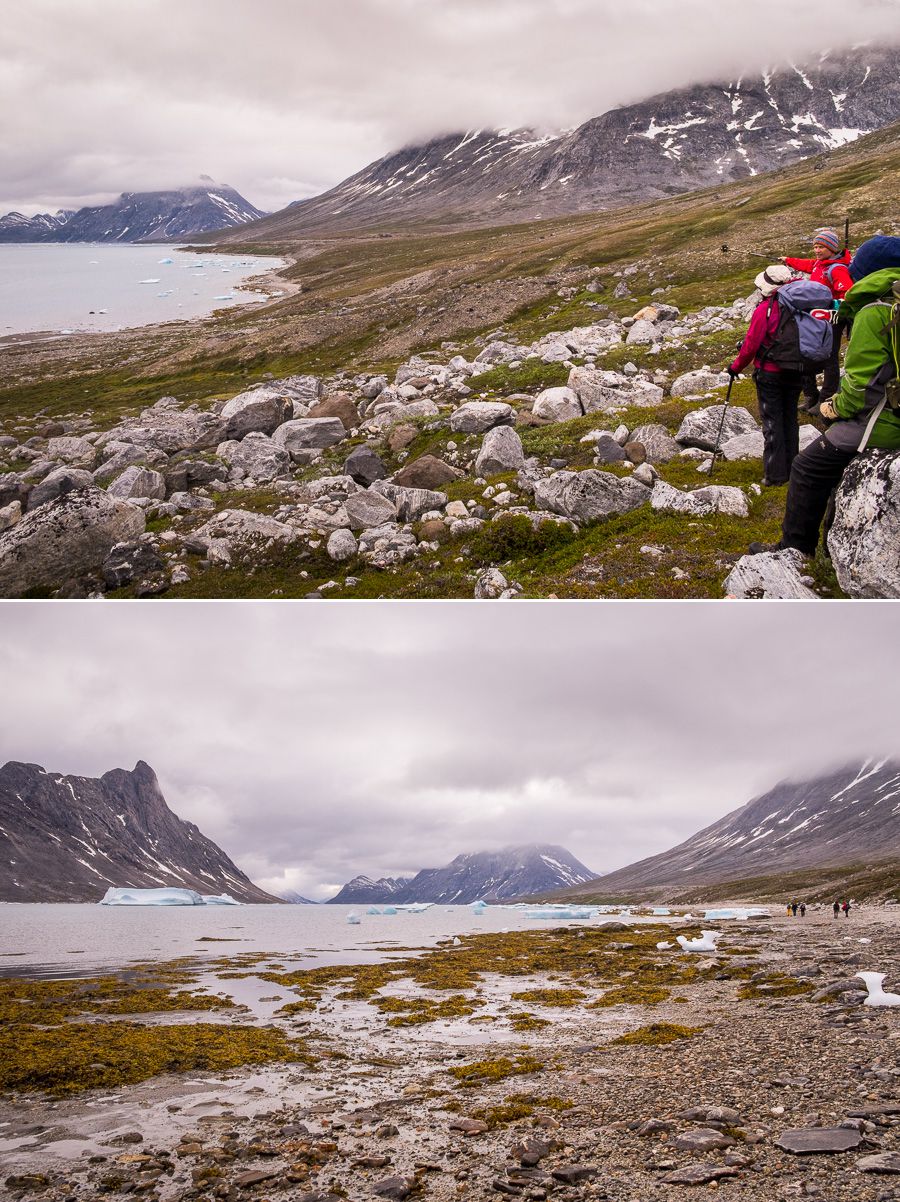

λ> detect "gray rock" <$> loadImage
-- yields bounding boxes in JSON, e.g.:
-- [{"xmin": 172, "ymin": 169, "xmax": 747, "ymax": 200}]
[
  {"xmin": 721, "ymin": 431, "xmax": 766, "ymax": 460},
  {"xmin": 327, "ymin": 529, "xmax": 358, "ymax": 562},
  {"xmin": 629, "ymin": 424, "xmax": 682, "ymax": 463},
  {"xmin": 26, "ymin": 467, "xmax": 94, "ymax": 511},
  {"xmin": 345, "ymin": 445, "xmax": 387, "ymax": 487},
  {"xmin": 372, "ymin": 481, "xmax": 447, "ymax": 522},
  {"xmin": 857, "ymin": 1152, "xmax": 900, "ymax": 1174},
  {"xmin": 279, "ymin": 374, "xmax": 323, "ymax": 406},
  {"xmin": 632, "ymin": 462, "xmax": 657, "ymax": 487},
  {"xmin": 534, "ymin": 470, "xmax": 650, "ymax": 523},
  {"xmin": 673, "ymin": 1128, "xmax": 735, "ymax": 1152},
  {"xmin": 651, "ymin": 481, "xmax": 748, "ymax": 518},
  {"xmin": 592, "ymin": 435, "xmax": 627, "ymax": 464},
  {"xmin": 99, "ymin": 407, "xmax": 224, "ymax": 455},
  {"xmin": 475, "ymin": 426, "xmax": 525, "ymax": 477},
  {"xmin": 0, "ymin": 487, "xmax": 145, "ymax": 598},
  {"xmin": 273, "ymin": 418, "xmax": 347, "ymax": 456},
  {"xmin": 661, "ymin": 1164, "xmax": 740, "ymax": 1185},
  {"xmin": 724, "ymin": 548, "xmax": 818, "ymax": 599},
  {"xmin": 474, "ymin": 567, "xmax": 509, "ymax": 598},
  {"xmin": 799, "ymin": 423, "xmax": 820, "ymax": 450},
  {"xmin": 304, "ymin": 475, "xmax": 359, "ymax": 501},
  {"xmin": 105, "ymin": 466, "xmax": 167, "ymax": 501},
  {"xmin": 344, "ymin": 490, "xmax": 399, "ymax": 531},
  {"xmin": 532, "ymin": 387, "xmax": 582, "ymax": 423},
  {"xmin": 47, "ymin": 435, "xmax": 97, "ymax": 468},
  {"xmin": 218, "ymin": 433, "xmax": 291, "ymax": 483},
  {"xmin": 220, "ymin": 386, "xmax": 294, "ymax": 439},
  {"xmin": 775, "ymin": 1127, "xmax": 863, "ymax": 1154},
  {"xmin": 95, "ymin": 441, "xmax": 168, "ymax": 480},
  {"xmin": 450, "ymin": 401, "xmax": 515, "ymax": 434},
  {"xmin": 625, "ymin": 319, "xmax": 658, "ymax": 345},
  {"xmin": 828, "ymin": 450, "xmax": 900, "ymax": 598},
  {"xmin": 676, "ymin": 405, "xmax": 759, "ymax": 450},
  {"xmin": 192, "ymin": 509, "xmax": 299, "ymax": 550},
  {"xmin": 357, "ymin": 522, "xmax": 417, "ymax": 567},
  {"xmin": 0, "ymin": 501, "xmax": 22, "ymax": 533},
  {"xmin": 671, "ymin": 368, "xmax": 730, "ymax": 397},
  {"xmin": 372, "ymin": 1177, "xmax": 413, "ymax": 1200},
  {"xmin": 101, "ymin": 541, "xmax": 166, "ymax": 589}
]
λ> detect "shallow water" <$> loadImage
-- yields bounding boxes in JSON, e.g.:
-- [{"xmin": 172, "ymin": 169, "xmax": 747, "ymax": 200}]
[{"xmin": 0, "ymin": 243, "xmax": 285, "ymax": 336}]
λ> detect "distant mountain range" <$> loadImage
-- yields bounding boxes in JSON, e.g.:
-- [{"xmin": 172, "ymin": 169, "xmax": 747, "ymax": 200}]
[
  {"xmin": 0, "ymin": 760, "xmax": 278, "ymax": 903},
  {"xmin": 327, "ymin": 844, "xmax": 599, "ymax": 904},
  {"xmin": 0, "ymin": 180, "xmax": 265, "ymax": 244},
  {"xmin": 556, "ymin": 760, "xmax": 900, "ymax": 901},
  {"xmin": 224, "ymin": 45, "xmax": 900, "ymax": 237},
  {"xmin": 280, "ymin": 890, "xmax": 317, "ymax": 904}
]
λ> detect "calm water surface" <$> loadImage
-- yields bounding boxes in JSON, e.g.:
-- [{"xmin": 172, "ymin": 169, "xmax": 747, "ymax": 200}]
[
  {"xmin": 0, "ymin": 903, "xmax": 641, "ymax": 979},
  {"xmin": 0, "ymin": 243, "xmax": 285, "ymax": 337}
]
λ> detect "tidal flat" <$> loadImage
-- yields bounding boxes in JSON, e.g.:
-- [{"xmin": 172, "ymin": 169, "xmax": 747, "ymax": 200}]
[{"xmin": 1, "ymin": 909, "xmax": 898, "ymax": 1201}]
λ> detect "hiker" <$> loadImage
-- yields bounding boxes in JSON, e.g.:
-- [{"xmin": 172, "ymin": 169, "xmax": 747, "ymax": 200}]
[
  {"xmin": 728, "ymin": 265, "xmax": 832, "ymax": 486},
  {"xmin": 791, "ymin": 901, "xmax": 799, "ymax": 916},
  {"xmin": 749, "ymin": 236, "xmax": 900, "ymax": 558},
  {"xmin": 799, "ymin": 902, "xmax": 806, "ymax": 918},
  {"xmin": 842, "ymin": 899, "xmax": 851, "ymax": 918},
  {"xmin": 833, "ymin": 900, "xmax": 840, "ymax": 918},
  {"xmin": 786, "ymin": 902, "xmax": 793, "ymax": 917},
  {"xmin": 781, "ymin": 227, "xmax": 854, "ymax": 406}
]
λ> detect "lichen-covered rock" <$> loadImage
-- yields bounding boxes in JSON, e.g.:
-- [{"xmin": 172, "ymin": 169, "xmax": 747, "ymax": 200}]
[
  {"xmin": 47, "ymin": 436, "xmax": 97, "ymax": 468},
  {"xmin": 532, "ymin": 388, "xmax": 582, "ymax": 423},
  {"xmin": 217, "ymin": 433, "xmax": 291, "ymax": 483},
  {"xmin": 450, "ymin": 401, "xmax": 515, "ymax": 434},
  {"xmin": 723, "ymin": 548, "xmax": 818, "ymax": 599},
  {"xmin": 105, "ymin": 466, "xmax": 168, "ymax": 501},
  {"xmin": 534, "ymin": 469, "xmax": 650, "ymax": 523},
  {"xmin": 0, "ymin": 487, "xmax": 145, "ymax": 597},
  {"xmin": 720, "ymin": 431, "xmax": 765, "ymax": 461},
  {"xmin": 625, "ymin": 319, "xmax": 658, "ymax": 345},
  {"xmin": 676, "ymin": 405, "xmax": 759, "ymax": 450},
  {"xmin": 828, "ymin": 450, "xmax": 900, "ymax": 598},
  {"xmin": 26, "ymin": 467, "xmax": 94, "ymax": 511},
  {"xmin": 99, "ymin": 404, "xmax": 224, "ymax": 455},
  {"xmin": 344, "ymin": 490, "xmax": 399, "ymax": 531},
  {"xmin": 220, "ymin": 386, "xmax": 294, "ymax": 439},
  {"xmin": 327, "ymin": 529, "xmax": 358, "ymax": 562},
  {"xmin": 629, "ymin": 424, "xmax": 681, "ymax": 463},
  {"xmin": 192, "ymin": 509, "xmax": 299, "ymax": 551},
  {"xmin": 671, "ymin": 368, "xmax": 729, "ymax": 397},
  {"xmin": 273, "ymin": 417, "xmax": 347, "ymax": 457},
  {"xmin": 474, "ymin": 567, "xmax": 509, "ymax": 598},
  {"xmin": 475, "ymin": 426, "xmax": 525, "ymax": 477},
  {"xmin": 372, "ymin": 481, "xmax": 448, "ymax": 522},
  {"xmin": 651, "ymin": 481, "xmax": 749, "ymax": 517}
]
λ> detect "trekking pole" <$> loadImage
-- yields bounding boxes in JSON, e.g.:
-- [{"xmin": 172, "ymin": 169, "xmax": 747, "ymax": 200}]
[
  {"xmin": 709, "ymin": 375, "xmax": 736, "ymax": 476},
  {"xmin": 843, "ymin": 216, "xmax": 850, "ymax": 255}
]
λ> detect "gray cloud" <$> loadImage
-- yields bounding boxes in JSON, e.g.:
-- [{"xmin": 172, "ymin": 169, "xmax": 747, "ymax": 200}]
[
  {"xmin": 2, "ymin": 0, "xmax": 899, "ymax": 213},
  {"xmin": 0, "ymin": 602, "xmax": 897, "ymax": 899}
]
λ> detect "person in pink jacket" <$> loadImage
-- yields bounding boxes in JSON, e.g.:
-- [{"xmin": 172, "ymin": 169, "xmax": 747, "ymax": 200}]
[
  {"xmin": 781, "ymin": 227, "xmax": 853, "ymax": 405},
  {"xmin": 728, "ymin": 264, "xmax": 801, "ymax": 486}
]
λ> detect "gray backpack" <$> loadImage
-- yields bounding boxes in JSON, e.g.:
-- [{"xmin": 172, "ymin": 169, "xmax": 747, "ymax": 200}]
[{"xmin": 762, "ymin": 280, "xmax": 835, "ymax": 370}]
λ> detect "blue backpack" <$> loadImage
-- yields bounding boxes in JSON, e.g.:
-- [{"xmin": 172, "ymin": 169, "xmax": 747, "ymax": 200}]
[{"xmin": 762, "ymin": 280, "xmax": 834, "ymax": 370}]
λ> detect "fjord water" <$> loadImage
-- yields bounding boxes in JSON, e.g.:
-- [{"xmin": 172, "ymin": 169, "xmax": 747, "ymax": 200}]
[
  {"xmin": 0, "ymin": 244, "xmax": 285, "ymax": 337},
  {"xmin": 0, "ymin": 903, "xmax": 638, "ymax": 979}
]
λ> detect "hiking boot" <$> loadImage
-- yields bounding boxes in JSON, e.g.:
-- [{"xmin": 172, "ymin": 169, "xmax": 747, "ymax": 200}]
[{"xmin": 748, "ymin": 540, "xmax": 784, "ymax": 555}]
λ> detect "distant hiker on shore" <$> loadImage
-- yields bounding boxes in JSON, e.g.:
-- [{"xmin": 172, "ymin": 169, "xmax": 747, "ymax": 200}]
[
  {"xmin": 791, "ymin": 901, "xmax": 799, "ymax": 916},
  {"xmin": 842, "ymin": 899, "xmax": 852, "ymax": 918},
  {"xmin": 833, "ymin": 900, "xmax": 841, "ymax": 918},
  {"xmin": 728, "ymin": 264, "xmax": 832, "ymax": 486},
  {"xmin": 749, "ymin": 235, "xmax": 900, "ymax": 559},
  {"xmin": 799, "ymin": 902, "xmax": 806, "ymax": 917},
  {"xmin": 781, "ymin": 227, "xmax": 854, "ymax": 408}
]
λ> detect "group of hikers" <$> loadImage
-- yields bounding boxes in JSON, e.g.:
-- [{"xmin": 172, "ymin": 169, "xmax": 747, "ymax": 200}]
[
  {"xmin": 785, "ymin": 899, "xmax": 852, "ymax": 917},
  {"xmin": 724, "ymin": 230, "xmax": 900, "ymax": 559}
]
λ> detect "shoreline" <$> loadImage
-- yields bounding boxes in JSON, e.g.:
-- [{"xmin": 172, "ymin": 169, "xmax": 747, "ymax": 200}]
[{"xmin": 2, "ymin": 908, "xmax": 898, "ymax": 1200}]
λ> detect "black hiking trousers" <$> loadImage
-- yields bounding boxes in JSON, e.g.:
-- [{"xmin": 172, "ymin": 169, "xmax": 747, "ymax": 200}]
[
  {"xmin": 754, "ymin": 368, "xmax": 802, "ymax": 486},
  {"xmin": 781, "ymin": 433, "xmax": 856, "ymax": 555}
]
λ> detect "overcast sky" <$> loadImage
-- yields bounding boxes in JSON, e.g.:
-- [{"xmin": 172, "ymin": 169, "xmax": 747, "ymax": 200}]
[
  {"xmin": 1, "ymin": 602, "xmax": 897, "ymax": 900},
  {"xmin": 3, "ymin": 0, "xmax": 900, "ymax": 215}
]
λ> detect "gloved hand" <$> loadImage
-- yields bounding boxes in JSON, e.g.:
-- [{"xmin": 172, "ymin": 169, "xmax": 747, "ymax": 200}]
[
  {"xmin": 817, "ymin": 400, "xmax": 838, "ymax": 422},
  {"xmin": 726, "ymin": 366, "xmax": 739, "ymax": 380}
]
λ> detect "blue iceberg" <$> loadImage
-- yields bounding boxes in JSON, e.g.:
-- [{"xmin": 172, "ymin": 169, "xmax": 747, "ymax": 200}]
[{"xmin": 99, "ymin": 887, "xmax": 240, "ymax": 906}]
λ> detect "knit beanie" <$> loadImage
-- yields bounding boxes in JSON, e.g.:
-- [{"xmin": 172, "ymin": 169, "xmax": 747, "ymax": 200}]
[
  {"xmin": 848, "ymin": 236, "xmax": 900, "ymax": 282},
  {"xmin": 812, "ymin": 227, "xmax": 841, "ymax": 254}
]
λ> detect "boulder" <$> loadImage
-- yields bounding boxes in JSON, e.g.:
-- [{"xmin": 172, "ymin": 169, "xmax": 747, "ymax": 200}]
[
  {"xmin": 105, "ymin": 466, "xmax": 167, "ymax": 501},
  {"xmin": 671, "ymin": 368, "xmax": 729, "ymax": 397},
  {"xmin": 311, "ymin": 392, "xmax": 359, "ymax": 431},
  {"xmin": 450, "ymin": 401, "xmax": 515, "ymax": 434},
  {"xmin": 0, "ymin": 487, "xmax": 145, "ymax": 597},
  {"xmin": 345, "ymin": 446, "xmax": 388, "ymax": 486},
  {"xmin": 625, "ymin": 319, "xmax": 658, "ymax": 345},
  {"xmin": 273, "ymin": 418, "xmax": 347, "ymax": 457},
  {"xmin": 26, "ymin": 467, "xmax": 94, "ymax": 511},
  {"xmin": 534, "ymin": 470, "xmax": 650, "ymax": 523},
  {"xmin": 532, "ymin": 388, "xmax": 582, "ymax": 423},
  {"xmin": 0, "ymin": 501, "xmax": 22, "ymax": 533},
  {"xmin": 721, "ymin": 431, "xmax": 765, "ymax": 461},
  {"xmin": 386, "ymin": 424, "xmax": 418, "ymax": 453},
  {"xmin": 47, "ymin": 436, "xmax": 97, "ymax": 468},
  {"xmin": 220, "ymin": 386, "xmax": 294, "ymax": 439},
  {"xmin": 99, "ymin": 406, "xmax": 224, "ymax": 455},
  {"xmin": 651, "ymin": 481, "xmax": 749, "ymax": 518},
  {"xmin": 393, "ymin": 455, "xmax": 461, "ymax": 490},
  {"xmin": 218, "ymin": 433, "xmax": 291, "ymax": 483},
  {"xmin": 567, "ymin": 367, "xmax": 623, "ymax": 412},
  {"xmin": 326, "ymin": 529, "xmax": 358, "ymax": 562},
  {"xmin": 475, "ymin": 427, "xmax": 525, "ymax": 477},
  {"xmin": 101, "ymin": 541, "xmax": 166, "ymax": 590},
  {"xmin": 676, "ymin": 405, "xmax": 759, "ymax": 450},
  {"xmin": 192, "ymin": 509, "xmax": 299, "ymax": 550},
  {"xmin": 279, "ymin": 374, "xmax": 323, "ymax": 406},
  {"xmin": 592, "ymin": 435, "xmax": 627, "ymax": 464},
  {"xmin": 94, "ymin": 441, "xmax": 168, "ymax": 480},
  {"xmin": 799, "ymin": 423, "xmax": 820, "ymax": 450},
  {"xmin": 357, "ymin": 522, "xmax": 418, "ymax": 567},
  {"xmin": 372, "ymin": 481, "xmax": 448, "ymax": 522},
  {"xmin": 775, "ymin": 1128, "xmax": 862, "ymax": 1154},
  {"xmin": 724, "ymin": 548, "xmax": 818, "ymax": 599},
  {"xmin": 828, "ymin": 450, "xmax": 900, "ymax": 598},
  {"xmin": 629, "ymin": 424, "xmax": 681, "ymax": 463},
  {"xmin": 344, "ymin": 490, "xmax": 399, "ymax": 531},
  {"xmin": 474, "ymin": 567, "xmax": 510, "ymax": 599},
  {"xmin": 0, "ymin": 474, "xmax": 28, "ymax": 509}
]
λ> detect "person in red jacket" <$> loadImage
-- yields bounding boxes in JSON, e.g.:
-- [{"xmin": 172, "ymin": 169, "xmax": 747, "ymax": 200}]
[
  {"xmin": 781, "ymin": 227, "xmax": 853, "ymax": 405},
  {"xmin": 728, "ymin": 263, "xmax": 801, "ymax": 486}
]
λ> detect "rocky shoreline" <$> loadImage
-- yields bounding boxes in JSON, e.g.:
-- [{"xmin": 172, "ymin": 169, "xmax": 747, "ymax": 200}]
[{"xmin": 2, "ymin": 907, "xmax": 898, "ymax": 1201}]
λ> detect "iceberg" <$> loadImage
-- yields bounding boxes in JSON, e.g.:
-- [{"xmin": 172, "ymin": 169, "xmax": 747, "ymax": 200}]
[
  {"xmin": 99, "ymin": 887, "xmax": 240, "ymax": 906},
  {"xmin": 366, "ymin": 905, "xmax": 382, "ymax": 915},
  {"xmin": 383, "ymin": 905, "xmax": 397, "ymax": 915},
  {"xmin": 703, "ymin": 907, "xmax": 769, "ymax": 920},
  {"xmin": 158, "ymin": 257, "xmax": 174, "ymax": 265},
  {"xmin": 346, "ymin": 912, "xmax": 361, "ymax": 924},
  {"xmin": 139, "ymin": 278, "xmax": 161, "ymax": 284},
  {"xmin": 525, "ymin": 907, "xmax": 596, "ymax": 920}
]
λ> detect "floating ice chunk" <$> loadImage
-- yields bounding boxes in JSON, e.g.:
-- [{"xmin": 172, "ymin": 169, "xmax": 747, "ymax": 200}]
[
  {"xmin": 346, "ymin": 912, "xmax": 361, "ymax": 924},
  {"xmin": 676, "ymin": 930, "xmax": 722, "ymax": 953},
  {"xmin": 100, "ymin": 887, "xmax": 205, "ymax": 906},
  {"xmin": 139, "ymin": 278, "xmax": 161, "ymax": 284},
  {"xmin": 158, "ymin": 257, "xmax": 174, "ymax": 264},
  {"xmin": 383, "ymin": 905, "xmax": 397, "ymax": 915},
  {"xmin": 525, "ymin": 907, "xmax": 596, "ymax": 920},
  {"xmin": 856, "ymin": 972, "xmax": 900, "ymax": 1007},
  {"xmin": 652, "ymin": 907, "xmax": 672, "ymax": 915},
  {"xmin": 366, "ymin": 906, "xmax": 382, "ymax": 915},
  {"xmin": 201, "ymin": 893, "xmax": 240, "ymax": 905},
  {"xmin": 213, "ymin": 294, "xmax": 235, "ymax": 301}
]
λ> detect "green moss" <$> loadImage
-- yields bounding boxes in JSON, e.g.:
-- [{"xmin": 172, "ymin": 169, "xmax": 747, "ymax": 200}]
[
  {"xmin": 0, "ymin": 1021, "xmax": 311, "ymax": 1096},
  {"xmin": 465, "ymin": 360, "xmax": 569, "ymax": 396},
  {"xmin": 449, "ymin": 1054, "xmax": 545, "ymax": 1088},
  {"xmin": 611, "ymin": 1022, "xmax": 705, "ymax": 1046},
  {"xmin": 469, "ymin": 515, "xmax": 577, "ymax": 565}
]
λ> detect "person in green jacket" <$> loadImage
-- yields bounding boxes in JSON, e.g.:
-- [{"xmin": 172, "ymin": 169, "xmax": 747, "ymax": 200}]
[{"xmin": 749, "ymin": 236, "xmax": 900, "ymax": 557}]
